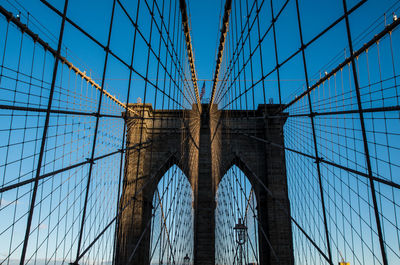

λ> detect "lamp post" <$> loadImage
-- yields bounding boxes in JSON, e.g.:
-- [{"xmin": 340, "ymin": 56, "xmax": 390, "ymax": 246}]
[
  {"xmin": 183, "ymin": 253, "xmax": 190, "ymax": 265},
  {"xmin": 233, "ymin": 218, "xmax": 247, "ymax": 265}
]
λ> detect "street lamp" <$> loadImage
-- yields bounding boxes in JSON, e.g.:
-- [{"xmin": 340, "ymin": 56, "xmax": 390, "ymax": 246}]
[
  {"xmin": 233, "ymin": 218, "xmax": 247, "ymax": 265},
  {"xmin": 183, "ymin": 253, "xmax": 190, "ymax": 265}
]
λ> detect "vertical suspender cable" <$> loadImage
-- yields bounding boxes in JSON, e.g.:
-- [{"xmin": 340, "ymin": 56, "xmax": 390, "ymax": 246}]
[
  {"xmin": 19, "ymin": 1, "xmax": 69, "ymax": 265},
  {"xmin": 342, "ymin": 1, "xmax": 388, "ymax": 264}
]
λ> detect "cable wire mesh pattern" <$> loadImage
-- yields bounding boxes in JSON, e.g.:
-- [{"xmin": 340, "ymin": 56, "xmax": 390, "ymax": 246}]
[
  {"xmin": 0, "ymin": 0, "xmax": 399, "ymax": 264},
  {"xmin": 0, "ymin": 0, "xmax": 194, "ymax": 264},
  {"xmin": 150, "ymin": 165, "xmax": 194, "ymax": 265},
  {"xmin": 211, "ymin": 0, "xmax": 400, "ymax": 264},
  {"xmin": 215, "ymin": 166, "xmax": 259, "ymax": 265}
]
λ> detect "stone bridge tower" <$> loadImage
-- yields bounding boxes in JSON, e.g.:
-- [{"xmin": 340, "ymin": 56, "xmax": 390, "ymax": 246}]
[{"xmin": 115, "ymin": 104, "xmax": 293, "ymax": 265}]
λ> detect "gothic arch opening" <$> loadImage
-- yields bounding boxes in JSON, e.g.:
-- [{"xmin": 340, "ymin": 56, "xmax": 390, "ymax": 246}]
[
  {"xmin": 215, "ymin": 165, "xmax": 259, "ymax": 265},
  {"xmin": 149, "ymin": 164, "xmax": 194, "ymax": 265}
]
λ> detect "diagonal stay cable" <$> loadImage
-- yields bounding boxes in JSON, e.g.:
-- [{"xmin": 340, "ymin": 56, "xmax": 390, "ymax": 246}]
[
  {"xmin": 0, "ymin": 5, "xmax": 140, "ymax": 117},
  {"xmin": 228, "ymin": 154, "xmax": 333, "ymax": 265},
  {"xmin": 74, "ymin": 151, "xmax": 179, "ymax": 264},
  {"xmin": 75, "ymin": 120, "xmax": 198, "ymax": 263},
  {"xmin": 0, "ymin": 127, "xmax": 182, "ymax": 193},
  {"xmin": 230, "ymin": 127, "xmax": 400, "ymax": 190},
  {"xmin": 279, "ymin": 16, "xmax": 400, "ymax": 114},
  {"xmin": 154, "ymin": 188, "xmax": 177, "ymax": 264},
  {"xmin": 228, "ymin": 165, "xmax": 279, "ymax": 262}
]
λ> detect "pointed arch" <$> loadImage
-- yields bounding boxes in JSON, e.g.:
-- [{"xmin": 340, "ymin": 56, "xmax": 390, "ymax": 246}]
[
  {"xmin": 218, "ymin": 154, "xmax": 262, "ymax": 195},
  {"xmin": 147, "ymin": 152, "xmax": 192, "ymax": 199},
  {"xmin": 215, "ymin": 164, "xmax": 260, "ymax": 265},
  {"xmin": 149, "ymin": 164, "xmax": 194, "ymax": 265}
]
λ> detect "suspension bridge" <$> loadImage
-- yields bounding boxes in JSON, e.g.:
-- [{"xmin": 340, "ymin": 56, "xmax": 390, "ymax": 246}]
[{"xmin": 0, "ymin": 0, "xmax": 399, "ymax": 265}]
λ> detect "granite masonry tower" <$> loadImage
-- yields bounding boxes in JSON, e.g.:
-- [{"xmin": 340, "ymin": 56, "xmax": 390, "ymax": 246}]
[{"xmin": 115, "ymin": 104, "xmax": 293, "ymax": 265}]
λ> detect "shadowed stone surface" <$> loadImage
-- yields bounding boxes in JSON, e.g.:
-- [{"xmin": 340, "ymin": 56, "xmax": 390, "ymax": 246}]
[{"xmin": 115, "ymin": 104, "xmax": 293, "ymax": 265}]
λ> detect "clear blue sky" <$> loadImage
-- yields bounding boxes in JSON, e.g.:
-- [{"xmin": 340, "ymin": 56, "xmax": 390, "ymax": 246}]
[
  {"xmin": 0, "ymin": 0, "xmax": 400, "ymax": 265},
  {"xmin": 1, "ymin": 0, "xmax": 398, "ymax": 103}
]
